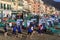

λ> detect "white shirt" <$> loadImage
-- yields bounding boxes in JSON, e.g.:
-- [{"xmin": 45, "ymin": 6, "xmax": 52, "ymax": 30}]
[
  {"xmin": 17, "ymin": 19, "xmax": 23, "ymax": 22},
  {"xmin": 31, "ymin": 27, "xmax": 33, "ymax": 30},
  {"xmin": 12, "ymin": 15, "xmax": 16, "ymax": 18},
  {"xmin": 22, "ymin": 22, "xmax": 24, "ymax": 26},
  {"xmin": 16, "ymin": 21, "xmax": 20, "ymax": 25},
  {"xmin": 17, "ymin": 19, "xmax": 21, "ymax": 22},
  {"xmin": 50, "ymin": 18, "xmax": 55, "ymax": 21},
  {"xmin": 39, "ymin": 19, "xmax": 43, "ymax": 25},
  {"xmin": 47, "ymin": 20, "xmax": 51, "ymax": 26},
  {"xmin": 27, "ymin": 20, "xmax": 30, "ymax": 27},
  {"xmin": 31, "ymin": 19, "xmax": 36, "ymax": 21},
  {"xmin": 9, "ymin": 23, "xmax": 12, "ymax": 27}
]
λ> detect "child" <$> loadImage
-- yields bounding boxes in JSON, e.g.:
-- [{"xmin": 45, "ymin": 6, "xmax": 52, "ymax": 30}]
[
  {"xmin": 42, "ymin": 23, "xmax": 46, "ymax": 33},
  {"xmin": 4, "ymin": 24, "xmax": 8, "ymax": 37},
  {"xmin": 12, "ymin": 24, "xmax": 17, "ymax": 35},
  {"xmin": 17, "ymin": 25, "xmax": 22, "ymax": 34},
  {"xmin": 28, "ymin": 25, "xmax": 33, "ymax": 35},
  {"xmin": 38, "ymin": 24, "xmax": 43, "ymax": 35},
  {"xmin": 9, "ymin": 22, "xmax": 12, "ymax": 28}
]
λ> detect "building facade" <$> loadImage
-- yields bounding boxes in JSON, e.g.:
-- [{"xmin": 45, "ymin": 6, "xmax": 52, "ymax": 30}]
[
  {"xmin": 25, "ymin": 0, "xmax": 46, "ymax": 15},
  {"xmin": 0, "ymin": 0, "xmax": 24, "ymax": 17}
]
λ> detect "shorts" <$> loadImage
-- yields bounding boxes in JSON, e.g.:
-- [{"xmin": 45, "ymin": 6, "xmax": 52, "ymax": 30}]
[
  {"xmin": 18, "ymin": 30, "xmax": 22, "ymax": 34},
  {"xmin": 12, "ymin": 31, "xmax": 16, "ymax": 35},
  {"xmin": 28, "ymin": 32, "xmax": 32, "ymax": 35},
  {"xmin": 37, "ymin": 29, "xmax": 43, "ymax": 33}
]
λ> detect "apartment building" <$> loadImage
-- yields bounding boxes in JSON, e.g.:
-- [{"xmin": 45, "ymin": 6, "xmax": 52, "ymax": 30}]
[
  {"xmin": 0, "ymin": 0, "xmax": 23, "ymax": 17},
  {"xmin": 26, "ymin": 0, "xmax": 44, "ymax": 15}
]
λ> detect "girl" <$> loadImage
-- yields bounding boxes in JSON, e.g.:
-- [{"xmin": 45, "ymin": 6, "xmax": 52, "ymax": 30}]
[{"xmin": 38, "ymin": 24, "xmax": 43, "ymax": 35}]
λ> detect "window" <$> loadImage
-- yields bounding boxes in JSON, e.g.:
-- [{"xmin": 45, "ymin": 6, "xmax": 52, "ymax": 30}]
[
  {"xmin": 33, "ymin": 11, "xmax": 35, "ymax": 13},
  {"xmin": 14, "ymin": 3, "xmax": 16, "ymax": 5},
  {"xmin": 4, "ymin": 4, "xmax": 6, "ymax": 9},
  {"xmin": 18, "ymin": 2, "xmax": 23, "ymax": 6},
  {"xmin": 18, "ymin": 0, "xmax": 23, "ymax": 1},
  {"xmin": 34, "ymin": 5, "xmax": 35, "ymax": 7},
  {"xmin": 33, "ymin": 8, "xmax": 35, "ymax": 10},
  {"xmin": 38, "ymin": 7, "xmax": 40, "ymax": 10},
  {"xmin": 34, "ymin": 2, "xmax": 36, "ymax": 4},
  {"xmin": 1, "ymin": 3, "xmax": 3, "ymax": 8},
  {"xmin": 37, "ymin": 11, "xmax": 40, "ymax": 13},
  {"xmin": 10, "ymin": 5, "xmax": 11, "ymax": 9},
  {"xmin": 38, "ymin": 5, "xmax": 40, "ymax": 7},
  {"xmin": 12, "ymin": 0, "xmax": 15, "ymax": 2},
  {"xmin": 7, "ymin": 5, "xmax": 9, "ymax": 9}
]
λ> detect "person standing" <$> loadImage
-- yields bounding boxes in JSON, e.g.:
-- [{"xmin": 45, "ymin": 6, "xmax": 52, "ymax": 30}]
[
  {"xmin": 28, "ymin": 25, "xmax": 34, "ymax": 35},
  {"xmin": 9, "ymin": 22, "xmax": 12, "ymax": 28},
  {"xmin": 12, "ymin": 24, "xmax": 17, "ymax": 35},
  {"xmin": 4, "ymin": 24, "xmax": 8, "ymax": 37},
  {"xmin": 38, "ymin": 24, "xmax": 43, "ymax": 35},
  {"xmin": 17, "ymin": 25, "xmax": 22, "ymax": 34}
]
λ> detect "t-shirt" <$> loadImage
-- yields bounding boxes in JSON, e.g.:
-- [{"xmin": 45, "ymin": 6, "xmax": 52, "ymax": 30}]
[
  {"xmin": 17, "ymin": 19, "xmax": 21, "ymax": 22},
  {"xmin": 39, "ymin": 25, "xmax": 43, "ymax": 30},
  {"xmin": 47, "ymin": 20, "xmax": 50, "ymax": 25},
  {"xmin": 39, "ymin": 19, "xmax": 43, "ymax": 25},
  {"xmin": 31, "ymin": 19, "xmax": 36, "ymax": 21},
  {"xmin": 27, "ymin": 20, "xmax": 30, "ymax": 27},
  {"xmin": 31, "ymin": 27, "xmax": 33, "ymax": 30},
  {"xmin": 16, "ymin": 21, "xmax": 20, "ymax": 25},
  {"xmin": 9, "ymin": 23, "xmax": 12, "ymax": 26},
  {"xmin": 16, "ymin": 19, "xmax": 23, "ymax": 25},
  {"xmin": 12, "ymin": 15, "xmax": 16, "ymax": 18}
]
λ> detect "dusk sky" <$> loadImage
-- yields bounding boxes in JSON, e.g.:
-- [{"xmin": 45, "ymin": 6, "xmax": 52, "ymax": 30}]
[{"xmin": 54, "ymin": 0, "xmax": 60, "ymax": 2}]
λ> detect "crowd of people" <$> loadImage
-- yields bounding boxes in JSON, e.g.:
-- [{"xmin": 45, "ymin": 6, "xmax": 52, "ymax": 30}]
[{"xmin": 1, "ymin": 13, "xmax": 60, "ymax": 37}]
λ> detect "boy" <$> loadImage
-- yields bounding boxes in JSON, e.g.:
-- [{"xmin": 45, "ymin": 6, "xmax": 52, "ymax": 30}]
[
  {"xmin": 17, "ymin": 25, "xmax": 22, "ymax": 34},
  {"xmin": 9, "ymin": 22, "xmax": 12, "ymax": 28},
  {"xmin": 28, "ymin": 25, "xmax": 33, "ymax": 35},
  {"xmin": 12, "ymin": 24, "xmax": 17, "ymax": 35},
  {"xmin": 4, "ymin": 24, "xmax": 8, "ymax": 37}
]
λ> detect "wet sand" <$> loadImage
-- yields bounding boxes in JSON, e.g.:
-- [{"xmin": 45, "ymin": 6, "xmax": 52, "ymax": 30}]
[{"xmin": 0, "ymin": 31, "xmax": 60, "ymax": 40}]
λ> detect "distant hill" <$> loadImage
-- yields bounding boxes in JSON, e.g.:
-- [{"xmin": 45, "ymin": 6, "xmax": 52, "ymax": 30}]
[{"xmin": 42, "ymin": 0, "xmax": 60, "ymax": 10}]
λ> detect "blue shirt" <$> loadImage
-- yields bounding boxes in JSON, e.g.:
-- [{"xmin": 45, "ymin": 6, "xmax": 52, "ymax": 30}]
[
  {"xmin": 17, "ymin": 26, "xmax": 21, "ymax": 32},
  {"xmin": 28, "ymin": 28, "xmax": 32, "ymax": 32},
  {"xmin": 13, "ymin": 26, "xmax": 17, "ymax": 32}
]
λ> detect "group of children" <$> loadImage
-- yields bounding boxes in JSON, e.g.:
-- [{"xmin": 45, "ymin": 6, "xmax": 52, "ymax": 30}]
[
  {"xmin": 3, "ymin": 18, "xmax": 46, "ymax": 37},
  {"xmin": 3, "ymin": 14, "xmax": 60, "ymax": 37}
]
